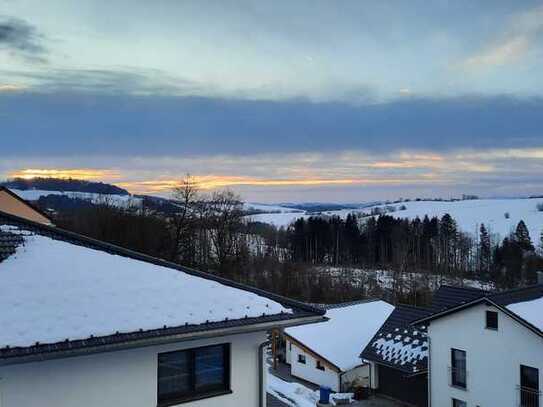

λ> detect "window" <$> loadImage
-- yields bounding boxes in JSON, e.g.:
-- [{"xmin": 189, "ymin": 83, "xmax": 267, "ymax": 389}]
[
  {"xmin": 298, "ymin": 354, "xmax": 306, "ymax": 364},
  {"xmin": 452, "ymin": 398, "xmax": 467, "ymax": 407},
  {"xmin": 316, "ymin": 360, "xmax": 325, "ymax": 371},
  {"xmin": 520, "ymin": 365, "xmax": 540, "ymax": 407},
  {"xmin": 157, "ymin": 344, "xmax": 230, "ymax": 406},
  {"xmin": 486, "ymin": 310, "xmax": 498, "ymax": 330},
  {"xmin": 451, "ymin": 348, "xmax": 467, "ymax": 389}
]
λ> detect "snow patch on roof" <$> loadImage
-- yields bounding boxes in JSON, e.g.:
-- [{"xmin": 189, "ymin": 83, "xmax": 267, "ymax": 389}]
[
  {"xmin": 507, "ymin": 297, "xmax": 543, "ymax": 331},
  {"xmin": 285, "ymin": 300, "xmax": 393, "ymax": 371},
  {"xmin": 0, "ymin": 228, "xmax": 291, "ymax": 348}
]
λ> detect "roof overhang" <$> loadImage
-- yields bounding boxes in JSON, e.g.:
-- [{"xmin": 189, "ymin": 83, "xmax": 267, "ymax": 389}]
[{"xmin": 0, "ymin": 314, "xmax": 326, "ymax": 367}]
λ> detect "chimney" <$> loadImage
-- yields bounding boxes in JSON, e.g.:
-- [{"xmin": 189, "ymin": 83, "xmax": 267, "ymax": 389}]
[{"xmin": 537, "ymin": 271, "xmax": 543, "ymax": 285}]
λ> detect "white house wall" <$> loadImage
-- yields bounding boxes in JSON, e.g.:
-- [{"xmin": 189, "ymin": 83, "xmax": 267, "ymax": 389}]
[
  {"xmin": 0, "ymin": 331, "xmax": 267, "ymax": 407},
  {"xmin": 341, "ymin": 364, "xmax": 370, "ymax": 390},
  {"xmin": 289, "ymin": 341, "xmax": 340, "ymax": 391},
  {"xmin": 429, "ymin": 303, "xmax": 543, "ymax": 407}
]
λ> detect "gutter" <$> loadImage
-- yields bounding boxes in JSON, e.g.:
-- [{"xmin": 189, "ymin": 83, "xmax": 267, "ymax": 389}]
[
  {"xmin": 427, "ymin": 336, "xmax": 431, "ymax": 407},
  {"xmin": 0, "ymin": 315, "xmax": 325, "ymax": 367},
  {"xmin": 258, "ymin": 340, "xmax": 270, "ymax": 407}
]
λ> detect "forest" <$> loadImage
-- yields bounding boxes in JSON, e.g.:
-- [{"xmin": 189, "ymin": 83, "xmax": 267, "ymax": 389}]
[{"xmin": 39, "ymin": 177, "xmax": 543, "ymax": 306}]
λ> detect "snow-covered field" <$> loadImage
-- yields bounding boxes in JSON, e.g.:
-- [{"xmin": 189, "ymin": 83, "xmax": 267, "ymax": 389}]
[
  {"xmin": 9, "ymin": 189, "xmax": 142, "ymax": 208},
  {"xmin": 244, "ymin": 202, "xmax": 303, "ymax": 214},
  {"xmin": 249, "ymin": 198, "xmax": 543, "ymax": 242}
]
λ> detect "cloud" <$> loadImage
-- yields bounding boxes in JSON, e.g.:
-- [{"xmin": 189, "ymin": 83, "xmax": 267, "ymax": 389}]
[
  {"xmin": 0, "ymin": 91, "xmax": 541, "ymax": 157},
  {"xmin": 3, "ymin": 146, "xmax": 542, "ymax": 201},
  {"xmin": 0, "ymin": 16, "xmax": 47, "ymax": 62},
  {"xmin": 460, "ymin": 5, "xmax": 543, "ymax": 70}
]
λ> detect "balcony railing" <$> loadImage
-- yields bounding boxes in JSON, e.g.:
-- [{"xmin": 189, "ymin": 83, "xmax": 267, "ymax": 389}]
[
  {"xmin": 518, "ymin": 385, "xmax": 541, "ymax": 407},
  {"xmin": 448, "ymin": 366, "xmax": 468, "ymax": 390}
]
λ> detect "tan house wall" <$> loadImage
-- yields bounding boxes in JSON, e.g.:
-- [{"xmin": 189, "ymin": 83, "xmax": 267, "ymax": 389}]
[{"xmin": 0, "ymin": 189, "xmax": 52, "ymax": 225}]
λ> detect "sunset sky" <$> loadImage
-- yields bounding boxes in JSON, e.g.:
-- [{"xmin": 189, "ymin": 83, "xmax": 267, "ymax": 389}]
[{"xmin": 1, "ymin": 1, "xmax": 543, "ymax": 202}]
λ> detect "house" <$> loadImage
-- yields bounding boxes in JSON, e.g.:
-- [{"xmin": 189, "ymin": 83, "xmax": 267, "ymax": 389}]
[
  {"xmin": 0, "ymin": 209, "xmax": 325, "ymax": 407},
  {"xmin": 283, "ymin": 299, "xmax": 394, "ymax": 392},
  {"xmin": 360, "ymin": 286, "xmax": 486, "ymax": 407},
  {"xmin": 0, "ymin": 186, "xmax": 53, "ymax": 225},
  {"xmin": 416, "ymin": 283, "xmax": 543, "ymax": 407}
]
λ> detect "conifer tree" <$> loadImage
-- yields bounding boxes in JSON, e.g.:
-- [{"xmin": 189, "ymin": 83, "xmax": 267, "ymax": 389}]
[
  {"xmin": 479, "ymin": 223, "xmax": 491, "ymax": 274},
  {"xmin": 514, "ymin": 220, "xmax": 533, "ymax": 251}
]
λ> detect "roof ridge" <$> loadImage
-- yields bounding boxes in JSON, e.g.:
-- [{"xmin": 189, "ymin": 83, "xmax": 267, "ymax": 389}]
[
  {"xmin": 438, "ymin": 284, "xmax": 488, "ymax": 292},
  {"xmin": 489, "ymin": 284, "xmax": 543, "ymax": 297},
  {"xmin": 0, "ymin": 210, "xmax": 324, "ymax": 316},
  {"xmin": 322, "ymin": 298, "xmax": 383, "ymax": 309}
]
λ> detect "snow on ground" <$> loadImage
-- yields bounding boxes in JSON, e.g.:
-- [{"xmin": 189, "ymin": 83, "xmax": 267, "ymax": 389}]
[
  {"xmin": 320, "ymin": 267, "xmax": 495, "ymax": 291},
  {"xmin": 285, "ymin": 300, "xmax": 394, "ymax": 371},
  {"xmin": 9, "ymin": 188, "xmax": 142, "ymax": 208},
  {"xmin": 244, "ymin": 203, "xmax": 303, "ymax": 214},
  {"xmin": 248, "ymin": 211, "xmax": 310, "ymax": 227},
  {"xmin": 267, "ymin": 373, "xmax": 353, "ymax": 407},
  {"xmin": 359, "ymin": 198, "xmax": 543, "ymax": 242},
  {"xmin": 248, "ymin": 198, "xmax": 543, "ymax": 242},
  {"xmin": 0, "ymin": 227, "xmax": 291, "ymax": 348},
  {"xmin": 507, "ymin": 297, "xmax": 543, "ymax": 331}
]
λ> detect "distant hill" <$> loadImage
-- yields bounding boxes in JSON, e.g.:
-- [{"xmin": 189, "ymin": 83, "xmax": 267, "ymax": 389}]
[{"xmin": 1, "ymin": 178, "xmax": 129, "ymax": 196}]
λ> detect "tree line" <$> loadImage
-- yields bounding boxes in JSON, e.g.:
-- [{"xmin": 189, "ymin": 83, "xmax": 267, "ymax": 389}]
[{"xmin": 44, "ymin": 176, "xmax": 543, "ymax": 305}]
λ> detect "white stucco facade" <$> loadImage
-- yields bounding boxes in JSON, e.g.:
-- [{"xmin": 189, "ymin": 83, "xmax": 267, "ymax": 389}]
[
  {"xmin": 287, "ymin": 340, "xmax": 368, "ymax": 392},
  {"xmin": 0, "ymin": 331, "xmax": 267, "ymax": 407},
  {"xmin": 289, "ymin": 341, "xmax": 341, "ymax": 391},
  {"xmin": 428, "ymin": 303, "xmax": 543, "ymax": 407}
]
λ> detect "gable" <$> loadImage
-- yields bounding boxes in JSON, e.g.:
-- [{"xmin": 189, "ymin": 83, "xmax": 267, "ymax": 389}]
[{"xmin": 0, "ymin": 189, "xmax": 52, "ymax": 225}]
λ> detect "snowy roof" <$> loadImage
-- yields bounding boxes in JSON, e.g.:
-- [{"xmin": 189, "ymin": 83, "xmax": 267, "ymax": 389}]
[
  {"xmin": 361, "ymin": 305, "xmax": 431, "ymax": 374},
  {"xmin": 0, "ymin": 211, "xmax": 323, "ymax": 361},
  {"xmin": 507, "ymin": 297, "xmax": 543, "ymax": 331},
  {"xmin": 285, "ymin": 299, "xmax": 394, "ymax": 371}
]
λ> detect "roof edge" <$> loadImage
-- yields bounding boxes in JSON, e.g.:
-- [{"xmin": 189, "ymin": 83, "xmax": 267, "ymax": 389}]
[{"xmin": 0, "ymin": 187, "xmax": 54, "ymax": 224}]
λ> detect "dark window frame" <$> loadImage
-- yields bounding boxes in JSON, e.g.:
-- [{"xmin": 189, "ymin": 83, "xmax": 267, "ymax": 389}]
[
  {"xmin": 520, "ymin": 364, "xmax": 540, "ymax": 407},
  {"xmin": 298, "ymin": 354, "xmax": 306, "ymax": 364},
  {"xmin": 316, "ymin": 360, "xmax": 325, "ymax": 371},
  {"xmin": 157, "ymin": 343, "xmax": 231, "ymax": 406},
  {"xmin": 486, "ymin": 310, "xmax": 499, "ymax": 330},
  {"xmin": 451, "ymin": 348, "xmax": 467, "ymax": 389},
  {"xmin": 452, "ymin": 398, "xmax": 467, "ymax": 407}
]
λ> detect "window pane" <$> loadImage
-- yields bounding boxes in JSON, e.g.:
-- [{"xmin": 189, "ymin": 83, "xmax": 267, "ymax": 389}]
[
  {"xmin": 521, "ymin": 365, "xmax": 539, "ymax": 390},
  {"xmin": 486, "ymin": 311, "xmax": 498, "ymax": 329},
  {"xmin": 195, "ymin": 345, "xmax": 226, "ymax": 390},
  {"xmin": 452, "ymin": 398, "xmax": 467, "ymax": 407},
  {"xmin": 158, "ymin": 351, "xmax": 191, "ymax": 400},
  {"xmin": 451, "ymin": 349, "xmax": 467, "ymax": 388}
]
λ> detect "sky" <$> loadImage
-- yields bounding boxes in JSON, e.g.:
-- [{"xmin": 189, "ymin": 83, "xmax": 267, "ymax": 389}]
[{"xmin": 1, "ymin": 0, "xmax": 543, "ymax": 202}]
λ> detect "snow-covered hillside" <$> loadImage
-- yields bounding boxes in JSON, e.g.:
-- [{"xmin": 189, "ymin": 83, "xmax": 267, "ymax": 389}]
[
  {"xmin": 249, "ymin": 198, "xmax": 543, "ymax": 242},
  {"xmin": 9, "ymin": 189, "xmax": 142, "ymax": 208},
  {"xmin": 360, "ymin": 198, "xmax": 543, "ymax": 242}
]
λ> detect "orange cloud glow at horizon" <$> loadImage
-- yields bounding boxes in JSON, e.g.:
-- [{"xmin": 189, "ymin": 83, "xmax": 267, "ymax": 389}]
[{"xmin": 8, "ymin": 168, "xmax": 121, "ymax": 181}]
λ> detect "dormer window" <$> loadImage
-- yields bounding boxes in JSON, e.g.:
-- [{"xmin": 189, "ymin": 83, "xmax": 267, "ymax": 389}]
[
  {"xmin": 316, "ymin": 360, "xmax": 325, "ymax": 371},
  {"xmin": 298, "ymin": 354, "xmax": 306, "ymax": 364},
  {"xmin": 486, "ymin": 311, "xmax": 498, "ymax": 330}
]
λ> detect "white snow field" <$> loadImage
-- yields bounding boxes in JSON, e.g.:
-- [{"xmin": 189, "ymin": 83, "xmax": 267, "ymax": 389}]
[
  {"xmin": 0, "ymin": 226, "xmax": 291, "ymax": 348},
  {"xmin": 8, "ymin": 188, "xmax": 142, "ymax": 208},
  {"xmin": 249, "ymin": 198, "xmax": 543, "ymax": 242},
  {"xmin": 285, "ymin": 300, "xmax": 394, "ymax": 371}
]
